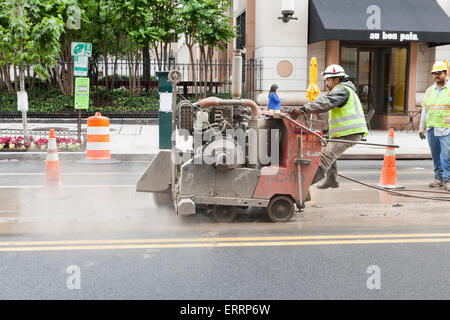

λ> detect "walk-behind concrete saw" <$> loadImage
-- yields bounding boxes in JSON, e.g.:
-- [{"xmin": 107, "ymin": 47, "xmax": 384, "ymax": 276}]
[{"xmin": 136, "ymin": 52, "xmax": 324, "ymax": 223}]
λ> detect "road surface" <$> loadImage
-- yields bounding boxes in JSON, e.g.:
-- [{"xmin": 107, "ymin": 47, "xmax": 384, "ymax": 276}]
[{"xmin": 0, "ymin": 160, "xmax": 448, "ymax": 299}]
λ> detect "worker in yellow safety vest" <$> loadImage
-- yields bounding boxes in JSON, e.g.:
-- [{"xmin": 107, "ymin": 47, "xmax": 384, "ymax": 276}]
[
  {"xmin": 419, "ymin": 61, "xmax": 450, "ymax": 192},
  {"xmin": 289, "ymin": 64, "xmax": 368, "ymax": 191}
]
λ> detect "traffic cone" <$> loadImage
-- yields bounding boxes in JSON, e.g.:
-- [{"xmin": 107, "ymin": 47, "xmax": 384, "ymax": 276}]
[
  {"xmin": 39, "ymin": 129, "xmax": 69, "ymax": 199},
  {"xmin": 376, "ymin": 128, "xmax": 404, "ymax": 189},
  {"xmin": 45, "ymin": 129, "xmax": 61, "ymax": 188}
]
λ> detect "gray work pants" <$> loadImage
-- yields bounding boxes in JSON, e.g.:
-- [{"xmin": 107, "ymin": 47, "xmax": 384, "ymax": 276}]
[{"xmin": 311, "ymin": 133, "xmax": 363, "ymax": 185}]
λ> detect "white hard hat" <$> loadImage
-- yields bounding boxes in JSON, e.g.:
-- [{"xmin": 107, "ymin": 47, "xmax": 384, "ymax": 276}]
[{"xmin": 321, "ymin": 64, "xmax": 348, "ymax": 80}]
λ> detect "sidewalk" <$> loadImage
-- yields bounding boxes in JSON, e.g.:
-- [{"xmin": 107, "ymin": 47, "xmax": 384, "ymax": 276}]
[{"xmin": 0, "ymin": 122, "xmax": 431, "ymax": 160}]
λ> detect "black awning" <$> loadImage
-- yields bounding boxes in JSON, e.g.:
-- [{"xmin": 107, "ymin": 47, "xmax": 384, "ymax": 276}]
[{"xmin": 308, "ymin": 0, "xmax": 450, "ymax": 45}]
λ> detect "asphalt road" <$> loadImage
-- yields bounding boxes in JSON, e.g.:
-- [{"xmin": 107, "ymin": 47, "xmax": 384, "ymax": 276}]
[{"xmin": 0, "ymin": 160, "xmax": 449, "ymax": 299}]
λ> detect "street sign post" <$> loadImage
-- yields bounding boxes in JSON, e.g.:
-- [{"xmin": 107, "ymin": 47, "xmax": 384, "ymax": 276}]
[
  {"xmin": 71, "ymin": 42, "xmax": 92, "ymax": 143},
  {"xmin": 75, "ymin": 77, "xmax": 90, "ymax": 142}
]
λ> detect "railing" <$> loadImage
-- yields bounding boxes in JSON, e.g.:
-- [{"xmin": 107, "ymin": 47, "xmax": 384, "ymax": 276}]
[
  {"xmin": 0, "ymin": 128, "xmax": 86, "ymax": 141},
  {"xmin": 0, "ymin": 58, "xmax": 263, "ymax": 119}
]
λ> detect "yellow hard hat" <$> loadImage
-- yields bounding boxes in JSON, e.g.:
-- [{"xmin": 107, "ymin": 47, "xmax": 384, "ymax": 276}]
[{"xmin": 431, "ymin": 61, "xmax": 448, "ymax": 74}]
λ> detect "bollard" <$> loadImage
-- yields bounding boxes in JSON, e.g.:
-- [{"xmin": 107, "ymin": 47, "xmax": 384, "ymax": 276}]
[
  {"xmin": 79, "ymin": 112, "xmax": 120, "ymax": 163},
  {"xmin": 157, "ymin": 71, "xmax": 172, "ymax": 149}
]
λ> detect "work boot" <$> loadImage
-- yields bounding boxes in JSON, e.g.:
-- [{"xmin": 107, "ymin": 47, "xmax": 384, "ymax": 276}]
[
  {"xmin": 428, "ymin": 179, "xmax": 444, "ymax": 188},
  {"xmin": 305, "ymin": 191, "xmax": 311, "ymax": 202},
  {"xmin": 317, "ymin": 179, "xmax": 339, "ymax": 189}
]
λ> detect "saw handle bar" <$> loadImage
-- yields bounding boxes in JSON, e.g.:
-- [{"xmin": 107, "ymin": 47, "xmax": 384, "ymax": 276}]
[{"xmin": 278, "ymin": 113, "xmax": 328, "ymax": 145}]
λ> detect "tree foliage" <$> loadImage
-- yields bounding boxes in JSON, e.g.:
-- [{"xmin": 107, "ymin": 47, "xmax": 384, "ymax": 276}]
[{"xmin": 0, "ymin": 0, "xmax": 237, "ymax": 97}]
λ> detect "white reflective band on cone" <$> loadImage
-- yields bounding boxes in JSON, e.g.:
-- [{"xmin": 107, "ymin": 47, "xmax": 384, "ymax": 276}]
[
  {"xmin": 48, "ymin": 138, "xmax": 57, "ymax": 150},
  {"xmin": 47, "ymin": 154, "xmax": 59, "ymax": 162}
]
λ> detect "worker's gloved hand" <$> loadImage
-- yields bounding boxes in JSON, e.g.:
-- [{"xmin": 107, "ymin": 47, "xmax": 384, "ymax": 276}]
[
  {"xmin": 288, "ymin": 107, "xmax": 301, "ymax": 119},
  {"xmin": 419, "ymin": 128, "xmax": 426, "ymax": 140},
  {"xmin": 288, "ymin": 106, "xmax": 307, "ymax": 119}
]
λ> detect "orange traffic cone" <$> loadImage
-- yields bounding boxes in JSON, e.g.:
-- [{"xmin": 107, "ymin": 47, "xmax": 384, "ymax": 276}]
[
  {"xmin": 39, "ymin": 129, "xmax": 69, "ymax": 199},
  {"xmin": 45, "ymin": 129, "xmax": 62, "ymax": 188},
  {"xmin": 376, "ymin": 128, "xmax": 404, "ymax": 189}
]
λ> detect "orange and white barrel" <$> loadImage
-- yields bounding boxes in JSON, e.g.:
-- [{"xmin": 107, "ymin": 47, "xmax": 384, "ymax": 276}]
[{"xmin": 86, "ymin": 112, "xmax": 111, "ymax": 160}]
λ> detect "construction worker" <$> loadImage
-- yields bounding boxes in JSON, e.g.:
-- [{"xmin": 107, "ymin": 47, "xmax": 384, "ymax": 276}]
[
  {"xmin": 289, "ymin": 64, "xmax": 368, "ymax": 189},
  {"xmin": 419, "ymin": 61, "xmax": 450, "ymax": 192}
]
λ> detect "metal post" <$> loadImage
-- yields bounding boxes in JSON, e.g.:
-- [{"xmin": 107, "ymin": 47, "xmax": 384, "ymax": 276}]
[
  {"xmin": 77, "ymin": 109, "xmax": 82, "ymax": 143},
  {"xmin": 168, "ymin": 70, "xmax": 182, "ymax": 206},
  {"xmin": 297, "ymin": 133, "xmax": 304, "ymax": 210}
]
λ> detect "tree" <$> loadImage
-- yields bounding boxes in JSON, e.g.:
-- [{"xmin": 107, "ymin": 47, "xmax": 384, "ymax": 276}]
[
  {"xmin": 196, "ymin": 0, "xmax": 235, "ymax": 96},
  {"xmin": 0, "ymin": 0, "xmax": 65, "ymax": 142},
  {"xmin": 176, "ymin": 0, "xmax": 235, "ymax": 97},
  {"xmin": 113, "ymin": 0, "xmax": 165, "ymax": 94}
]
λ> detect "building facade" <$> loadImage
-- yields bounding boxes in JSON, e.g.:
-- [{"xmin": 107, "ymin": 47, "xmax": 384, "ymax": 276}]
[{"xmin": 231, "ymin": 0, "xmax": 450, "ymax": 130}]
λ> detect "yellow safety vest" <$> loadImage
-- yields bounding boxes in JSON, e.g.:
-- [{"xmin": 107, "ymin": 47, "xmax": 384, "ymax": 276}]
[
  {"xmin": 422, "ymin": 84, "xmax": 450, "ymax": 128},
  {"xmin": 328, "ymin": 85, "xmax": 369, "ymax": 139}
]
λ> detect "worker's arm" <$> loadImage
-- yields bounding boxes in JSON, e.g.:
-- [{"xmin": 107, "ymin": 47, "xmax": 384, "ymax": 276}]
[
  {"xmin": 302, "ymin": 86, "xmax": 349, "ymax": 114},
  {"xmin": 419, "ymin": 107, "xmax": 427, "ymax": 139},
  {"xmin": 419, "ymin": 107, "xmax": 427, "ymax": 130}
]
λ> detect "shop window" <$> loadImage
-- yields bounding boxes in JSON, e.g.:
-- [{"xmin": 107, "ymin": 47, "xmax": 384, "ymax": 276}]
[
  {"xmin": 391, "ymin": 48, "xmax": 407, "ymax": 114},
  {"xmin": 340, "ymin": 44, "xmax": 408, "ymax": 115}
]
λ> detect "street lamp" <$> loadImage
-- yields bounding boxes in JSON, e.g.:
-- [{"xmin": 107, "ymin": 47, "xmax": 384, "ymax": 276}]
[{"xmin": 278, "ymin": 0, "xmax": 298, "ymax": 23}]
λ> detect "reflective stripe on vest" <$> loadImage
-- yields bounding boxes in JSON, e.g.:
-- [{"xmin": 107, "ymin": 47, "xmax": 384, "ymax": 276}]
[
  {"xmin": 422, "ymin": 84, "xmax": 450, "ymax": 128},
  {"xmin": 328, "ymin": 85, "xmax": 369, "ymax": 139}
]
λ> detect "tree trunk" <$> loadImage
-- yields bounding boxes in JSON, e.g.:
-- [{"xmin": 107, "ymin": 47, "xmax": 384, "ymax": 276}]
[
  {"xmin": 143, "ymin": 46, "xmax": 150, "ymax": 91},
  {"xmin": 188, "ymin": 45, "xmax": 197, "ymax": 97},
  {"xmin": 55, "ymin": 65, "xmax": 65, "ymax": 93},
  {"xmin": 208, "ymin": 48, "xmax": 214, "ymax": 93},
  {"xmin": 135, "ymin": 51, "xmax": 140, "ymax": 96},
  {"xmin": 111, "ymin": 35, "xmax": 120, "ymax": 90},
  {"xmin": 1, "ymin": 64, "xmax": 14, "ymax": 94},
  {"xmin": 16, "ymin": 4, "xmax": 29, "ymax": 143},
  {"xmin": 0, "ymin": 66, "xmax": 4, "ymax": 91},
  {"xmin": 31, "ymin": 68, "xmax": 36, "ymax": 90},
  {"xmin": 13, "ymin": 64, "xmax": 19, "ymax": 93},
  {"xmin": 155, "ymin": 43, "xmax": 162, "ymax": 70},
  {"xmin": 103, "ymin": 24, "xmax": 109, "ymax": 90},
  {"xmin": 127, "ymin": 52, "xmax": 133, "ymax": 94}
]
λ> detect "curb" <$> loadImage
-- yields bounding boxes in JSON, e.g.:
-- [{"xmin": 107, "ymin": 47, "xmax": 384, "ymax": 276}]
[
  {"xmin": 0, "ymin": 118, "xmax": 159, "ymax": 125},
  {"xmin": 0, "ymin": 152, "xmax": 431, "ymax": 161},
  {"xmin": 0, "ymin": 152, "xmax": 155, "ymax": 161}
]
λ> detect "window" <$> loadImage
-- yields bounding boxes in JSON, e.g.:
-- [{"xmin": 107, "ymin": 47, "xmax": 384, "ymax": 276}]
[
  {"xmin": 236, "ymin": 12, "xmax": 246, "ymax": 49},
  {"xmin": 340, "ymin": 44, "xmax": 409, "ymax": 115}
]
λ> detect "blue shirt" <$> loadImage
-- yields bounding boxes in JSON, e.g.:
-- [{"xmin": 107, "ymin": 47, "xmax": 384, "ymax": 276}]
[{"xmin": 268, "ymin": 93, "xmax": 281, "ymax": 110}]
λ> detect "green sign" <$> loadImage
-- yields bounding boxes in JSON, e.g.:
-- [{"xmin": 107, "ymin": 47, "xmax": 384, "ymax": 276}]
[
  {"xmin": 74, "ymin": 56, "xmax": 88, "ymax": 77},
  {"xmin": 71, "ymin": 42, "xmax": 92, "ymax": 57},
  {"xmin": 75, "ymin": 77, "xmax": 90, "ymax": 110}
]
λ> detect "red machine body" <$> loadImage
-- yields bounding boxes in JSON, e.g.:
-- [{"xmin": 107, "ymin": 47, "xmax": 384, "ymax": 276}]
[{"xmin": 253, "ymin": 117, "xmax": 323, "ymax": 202}]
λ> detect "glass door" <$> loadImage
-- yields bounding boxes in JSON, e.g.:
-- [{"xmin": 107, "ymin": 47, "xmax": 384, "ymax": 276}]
[{"xmin": 341, "ymin": 44, "xmax": 409, "ymax": 128}]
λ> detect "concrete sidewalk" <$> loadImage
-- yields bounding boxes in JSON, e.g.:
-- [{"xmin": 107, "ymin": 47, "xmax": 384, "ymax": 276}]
[{"xmin": 0, "ymin": 122, "xmax": 431, "ymax": 160}]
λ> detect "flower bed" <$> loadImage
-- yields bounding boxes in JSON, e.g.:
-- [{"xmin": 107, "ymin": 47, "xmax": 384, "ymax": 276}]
[{"xmin": 0, "ymin": 136, "xmax": 84, "ymax": 152}]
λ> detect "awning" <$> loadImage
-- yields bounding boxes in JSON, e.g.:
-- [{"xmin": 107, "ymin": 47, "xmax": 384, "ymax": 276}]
[{"xmin": 308, "ymin": 0, "xmax": 450, "ymax": 45}]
